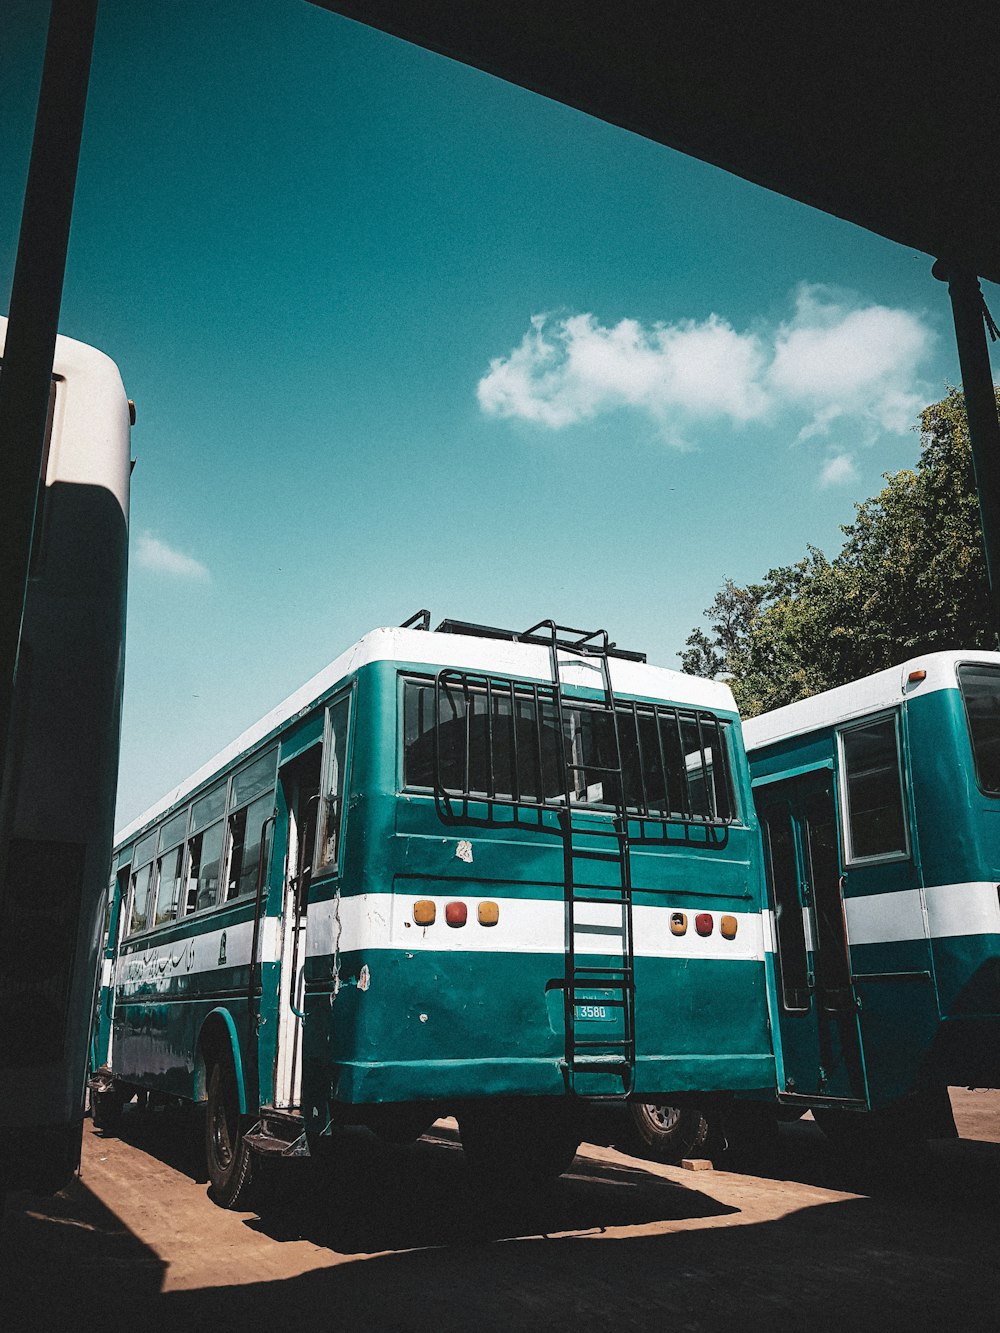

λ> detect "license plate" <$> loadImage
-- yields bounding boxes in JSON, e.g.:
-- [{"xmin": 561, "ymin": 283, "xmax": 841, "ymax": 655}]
[
  {"xmin": 574, "ymin": 1003, "xmax": 614, "ymax": 1022},
  {"xmin": 574, "ymin": 990, "xmax": 616, "ymax": 1022}
]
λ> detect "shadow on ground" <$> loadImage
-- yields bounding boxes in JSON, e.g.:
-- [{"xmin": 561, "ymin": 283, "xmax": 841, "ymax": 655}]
[
  {"xmin": 170, "ymin": 1197, "xmax": 998, "ymax": 1333},
  {"xmin": 102, "ymin": 1098, "xmax": 208, "ymax": 1184},
  {"xmin": 722, "ymin": 1118, "xmax": 1000, "ymax": 1217},
  {"xmin": 6, "ymin": 1108, "xmax": 997, "ymax": 1331},
  {"xmin": 244, "ymin": 1120, "xmax": 735, "ymax": 1252}
]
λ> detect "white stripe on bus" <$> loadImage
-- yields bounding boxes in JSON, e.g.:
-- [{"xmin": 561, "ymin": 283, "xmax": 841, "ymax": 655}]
[
  {"xmin": 117, "ymin": 915, "xmax": 281, "ymax": 989},
  {"xmin": 305, "ymin": 893, "xmax": 765, "ymax": 963},
  {"xmin": 839, "ymin": 882, "xmax": 999, "ymax": 948}
]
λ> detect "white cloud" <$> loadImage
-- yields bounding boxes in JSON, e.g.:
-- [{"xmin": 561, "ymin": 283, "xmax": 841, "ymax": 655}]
[
  {"xmin": 136, "ymin": 532, "xmax": 210, "ymax": 581},
  {"xmin": 477, "ymin": 285, "xmax": 935, "ymax": 452},
  {"xmin": 768, "ymin": 285, "xmax": 935, "ymax": 439},
  {"xmin": 818, "ymin": 453, "xmax": 859, "ymax": 489},
  {"xmin": 477, "ymin": 311, "xmax": 767, "ymax": 439}
]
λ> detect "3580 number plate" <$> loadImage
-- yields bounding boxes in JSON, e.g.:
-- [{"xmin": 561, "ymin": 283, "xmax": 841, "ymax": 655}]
[{"xmin": 574, "ymin": 989, "xmax": 616, "ymax": 1022}]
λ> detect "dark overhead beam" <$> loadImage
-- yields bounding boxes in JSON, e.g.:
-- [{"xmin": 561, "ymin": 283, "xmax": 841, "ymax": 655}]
[{"xmin": 310, "ymin": 3, "xmax": 1000, "ymax": 283}]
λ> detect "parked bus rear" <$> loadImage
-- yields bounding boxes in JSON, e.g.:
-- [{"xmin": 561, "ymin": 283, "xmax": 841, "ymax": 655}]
[
  {"xmin": 0, "ymin": 316, "xmax": 130, "ymax": 1195},
  {"xmin": 96, "ymin": 619, "xmax": 774, "ymax": 1203}
]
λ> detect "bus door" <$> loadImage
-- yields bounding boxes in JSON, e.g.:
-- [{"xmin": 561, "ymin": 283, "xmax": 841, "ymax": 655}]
[
  {"xmin": 93, "ymin": 864, "xmax": 130, "ymax": 1073},
  {"xmin": 273, "ymin": 745, "xmax": 322, "ymax": 1109},
  {"xmin": 756, "ymin": 771, "xmax": 867, "ymax": 1105},
  {"xmin": 836, "ymin": 710, "xmax": 938, "ymax": 1107}
]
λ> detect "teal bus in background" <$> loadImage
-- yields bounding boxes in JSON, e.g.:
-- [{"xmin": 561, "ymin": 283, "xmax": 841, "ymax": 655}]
[
  {"xmin": 742, "ymin": 650, "xmax": 1000, "ymax": 1144},
  {"xmin": 91, "ymin": 616, "xmax": 775, "ymax": 1206}
]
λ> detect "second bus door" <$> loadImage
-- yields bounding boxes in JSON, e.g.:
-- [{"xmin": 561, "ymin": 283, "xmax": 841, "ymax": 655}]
[{"xmin": 756, "ymin": 772, "xmax": 867, "ymax": 1105}]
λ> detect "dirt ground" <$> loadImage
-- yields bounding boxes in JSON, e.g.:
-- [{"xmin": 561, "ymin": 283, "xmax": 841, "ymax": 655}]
[{"xmin": 2, "ymin": 1089, "xmax": 998, "ymax": 1331}]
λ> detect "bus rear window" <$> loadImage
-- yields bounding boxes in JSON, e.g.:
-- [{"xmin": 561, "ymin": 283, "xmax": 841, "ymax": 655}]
[
  {"xmin": 402, "ymin": 679, "xmax": 735, "ymax": 823},
  {"xmin": 958, "ymin": 663, "xmax": 1000, "ymax": 794}
]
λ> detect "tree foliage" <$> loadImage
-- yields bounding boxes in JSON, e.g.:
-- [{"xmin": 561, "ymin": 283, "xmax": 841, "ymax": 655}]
[{"xmin": 681, "ymin": 388, "xmax": 997, "ymax": 716}]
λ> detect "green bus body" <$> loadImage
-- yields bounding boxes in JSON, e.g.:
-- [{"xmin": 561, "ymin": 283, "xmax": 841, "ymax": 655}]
[
  {"xmin": 744, "ymin": 651, "xmax": 1000, "ymax": 1115},
  {"xmin": 94, "ymin": 626, "xmax": 775, "ymax": 1147}
]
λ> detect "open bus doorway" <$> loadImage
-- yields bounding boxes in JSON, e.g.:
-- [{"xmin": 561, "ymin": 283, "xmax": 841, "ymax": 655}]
[
  {"xmin": 273, "ymin": 746, "xmax": 322, "ymax": 1111},
  {"xmin": 757, "ymin": 772, "xmax": 867, "ymax": 1108}
]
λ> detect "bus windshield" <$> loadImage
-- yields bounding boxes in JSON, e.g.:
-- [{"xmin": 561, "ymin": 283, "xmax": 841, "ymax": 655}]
[{"xmin": 958, "ymin": 663, "xmax": 1000, "ymax": 794}]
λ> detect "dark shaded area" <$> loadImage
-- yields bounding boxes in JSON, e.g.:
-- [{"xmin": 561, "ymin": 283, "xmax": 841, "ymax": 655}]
[
  {"xmin": 312, "ymin": 2, "xmax": 1000, "ymax": 281},
  {"xmin": 96, "ymin": 1097, "xmax": 209, "ymax": 1184},
  {"xmin": 4, "ymin": 1108, "xmax": 999, "ymax": 1331},
  {"xmin": 244, "ymin": 1121, "xmax": 734, "ymax": 1252},
  {"xmin": 0, "ymin": 1176, "xmax": 165, "ymax": 1323},
  {"xmin": 169, "ymin": 1200, "xmax": 998, "ymax": 1333},
  {"xmin": 726, "ymin": 1116, "xmax": 1000, "ymax": 1219}
]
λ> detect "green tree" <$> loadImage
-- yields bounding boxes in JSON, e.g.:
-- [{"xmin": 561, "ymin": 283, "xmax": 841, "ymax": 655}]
[{"xmin": 682, "ymin": 388, "xmax": 996, "ymax": 715}]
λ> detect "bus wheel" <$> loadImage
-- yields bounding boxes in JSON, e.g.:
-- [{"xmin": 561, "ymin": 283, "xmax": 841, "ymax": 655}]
[
  {"xmin": 91, "ymin": 1084, "xmax": 125, "ymax": 1137},
  {"xmin": 205, "ymin": 1056, "xmax": 254, "ymax": 1209},
  {"xmin": 624, "ymin": 1101, "xmax": 711, "ymax": 1163},
  {"xmin": 460, "ymin": 1098, "xmax": 582, "ymax": 1189}
]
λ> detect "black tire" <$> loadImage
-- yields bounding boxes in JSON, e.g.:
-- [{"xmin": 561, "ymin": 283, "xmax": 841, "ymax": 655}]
[
  {"xmin": 91, "ymin": 1084, "xmax": 125, "ymax": 1137},
  {"xmin": 460, "ymin": 1098, "xmax": 582, "ymax": 1189},
  {"xmin": 625, "ymin": 1101, "xmax": 712, "ymax": 1164},
  {"xmin": 205, "ymin": 1056, "xmax": 254, "ymax": 1209}
]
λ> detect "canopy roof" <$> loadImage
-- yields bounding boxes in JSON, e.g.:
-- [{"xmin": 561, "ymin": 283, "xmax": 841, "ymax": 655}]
[{"xmin": 311, "ymin": 2, "xmax": 1000, "ymax": 283}]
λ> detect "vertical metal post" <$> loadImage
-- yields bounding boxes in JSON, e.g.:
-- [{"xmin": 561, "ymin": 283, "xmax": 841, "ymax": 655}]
[
  {"xmin": 932, "ymin": 260, "xmax": 1000, "ymax": 642},
  {"xmin": 0, "ymin": 0, "xmax": 99, "ymax": 801}
]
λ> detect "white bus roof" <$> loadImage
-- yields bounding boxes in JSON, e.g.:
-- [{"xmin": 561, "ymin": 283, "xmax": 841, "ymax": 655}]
[
  {"xmin": 742, "ymin": 649, "xmax": 1000, "ymax": 752},
  {"xmin": 116, "ymin": 625, "xmax": 735, "ymax": 846},
  {"xmin": 0, "ymin": 315, "xmax": 131, "ymax": 520}
]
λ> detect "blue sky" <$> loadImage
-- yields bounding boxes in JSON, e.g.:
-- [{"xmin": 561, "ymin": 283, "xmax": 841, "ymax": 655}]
[{"xmin": 3, "ymin": 0, "xmax": 998, "ymax": 828}]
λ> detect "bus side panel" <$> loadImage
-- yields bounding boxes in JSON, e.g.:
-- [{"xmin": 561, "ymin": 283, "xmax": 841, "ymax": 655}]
[
  {"xmin": 907, "ymin": 687, "xmax": 1000, "ymax": 1088},
  {"xmin": 1, "ymin": 479, "xmax": 127, "ymax": 1190},
  {"xmin": 113, "ymin": 898, "xmax": 258, "ymax": 1101}
]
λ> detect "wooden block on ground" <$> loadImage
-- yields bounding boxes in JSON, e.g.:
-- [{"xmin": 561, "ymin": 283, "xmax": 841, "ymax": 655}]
[{"xmin": 680, "ymin": 1158, "xmax": 714, "ymax": 1171}]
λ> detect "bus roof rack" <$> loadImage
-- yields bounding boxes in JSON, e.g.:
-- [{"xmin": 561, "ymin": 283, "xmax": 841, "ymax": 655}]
[{"xmin": 433, "ymin": 617, "xmax": 647, "ymax": 663}]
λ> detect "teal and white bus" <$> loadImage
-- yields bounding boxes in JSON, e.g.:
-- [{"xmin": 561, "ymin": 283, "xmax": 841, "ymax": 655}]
[
  {"xmin": 0, "ymin": 316, "xmax": 131, "ymax": 1195},
  {"xmin": 743, "ymin": 650, "xmax": 1000, "ymax": 1143},
  {"xmin": 92, "ymin": 617, "xmax": 775, "ymax": 1205}
]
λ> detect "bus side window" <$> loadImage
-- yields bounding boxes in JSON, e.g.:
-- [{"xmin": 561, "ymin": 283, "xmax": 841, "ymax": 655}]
[
  {"xmin": 126, "ymin": 830, "xmax": 158, "ymax": 934},
  {"xmin": 839, "ymin": 714, "xmax": 908, "ymax": 862},
  {"xmin": 316, "ymin": 693, "xmax": 351, "ymax": 872},
  {"xmin": 225, "ymin": 792, "xmax": 273, "ymax": 901},
  {"xmin": 128, "ymin": 862, "xmax": 153, "ymax": 934},
  {"xmin": 191, "ymin": 821, "xmax": 224, "ymax": 912},
  {"xmin": 153, "ymin": 845, "xmax": 184, "ymax": 926}
]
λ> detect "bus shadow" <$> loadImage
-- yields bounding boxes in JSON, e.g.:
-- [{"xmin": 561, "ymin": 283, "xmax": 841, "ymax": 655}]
[
  {"xmin": 96, "ymin": 1099, "xmax": 208, "ymax": 1184},
  {"xmin": 0, "ymin": 1175, "xmax": 165, "ymax": 1323},
  {"xmin": 171, "ymin": 1193, "xmax": 996, "ymax": 1332},
  {"xmin": 245, "ymin": 1121, "xmax": 736, "ymax": 1252},
  {"xmin": 721, "ymin": 1119, "xmax": 1000, "ymax": 1216}
]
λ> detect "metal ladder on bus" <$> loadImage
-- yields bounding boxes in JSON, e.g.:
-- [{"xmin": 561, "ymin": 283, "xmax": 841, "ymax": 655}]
[{"xmin": 521, "ymin": 621, "xmax": 636, "ymax": 1098}]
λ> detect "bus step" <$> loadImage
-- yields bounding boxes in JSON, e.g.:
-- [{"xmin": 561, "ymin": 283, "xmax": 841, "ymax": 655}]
[{"xmin": 244, "ymin": 1108, "xmax": 310, "ymax": 1158}]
